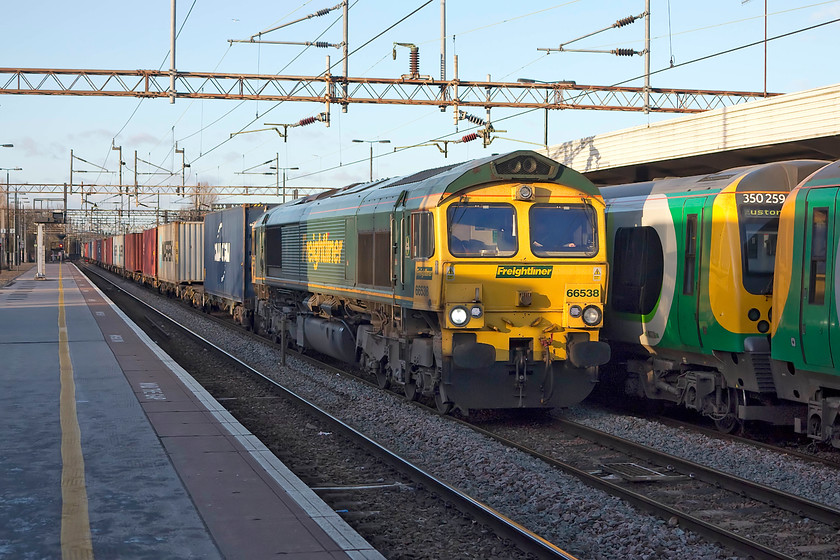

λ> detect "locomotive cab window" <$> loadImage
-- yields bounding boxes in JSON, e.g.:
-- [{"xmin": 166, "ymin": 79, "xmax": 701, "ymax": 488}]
[
  {"xmin": 809, "ymin": 207, "xmax": 829, "ymax": 305},
  {"xmin": 411, "ymin": 211, "xmax": 434, "ymax": 259},
  {"xmin": 448, "ymin": 203, "xmax": 517, "ymax": 257},
  {"xmin": 530, "ymin": 204, "xmax": 597, "ymax": 257}
]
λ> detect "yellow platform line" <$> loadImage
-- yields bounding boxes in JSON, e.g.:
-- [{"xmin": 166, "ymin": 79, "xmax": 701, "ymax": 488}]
[{"xmin": 58, "ymin": 264, "xmax": 94, "ymax": 559}]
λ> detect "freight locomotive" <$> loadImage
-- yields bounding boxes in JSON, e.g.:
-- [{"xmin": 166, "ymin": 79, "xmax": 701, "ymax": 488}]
[
  {"xmin": 599, "ymin": 160, "xmax": 828, "ymax": 432},
  {"xmin": 771, "ymin": 159, "xmax": 840, "ymax": 446},
  {"xmin": 250, "ymin": 151, "xmax": 611, "ymax": 413},
  {"xmin": 84, "ymin": 151, "xmax": 611, "ymax": 415}
]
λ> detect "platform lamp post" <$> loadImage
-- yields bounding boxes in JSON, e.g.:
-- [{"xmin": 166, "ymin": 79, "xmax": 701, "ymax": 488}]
[
  {"xmin": 1, "ymin": 144, "xmax": 12, "ymax": 270},
  {"xmin": 516, "ymin": 79, "xmax": 576, "ymax": 150},
  {"xmin": 352, "ymin": 139, "xmax": 390, "ymax": 182},
  {"xmin": 2, "ymin": 166, "xmax": 22, "ymax": 271}
]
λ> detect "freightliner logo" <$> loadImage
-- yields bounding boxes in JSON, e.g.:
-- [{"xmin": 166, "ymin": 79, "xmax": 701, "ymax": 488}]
[{"xmin": 495, "ymin": 265, "xmax": 553, "ymax": 278}]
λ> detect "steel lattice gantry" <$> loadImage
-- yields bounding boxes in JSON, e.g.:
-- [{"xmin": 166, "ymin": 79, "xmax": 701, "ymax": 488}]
[
  {"xmin": 0, "ymin": 67, "xmax": 774, "ymax": 113},
  {"xmin": 3, "ymin": 183, "xmax": 330, "ymax": 196}
]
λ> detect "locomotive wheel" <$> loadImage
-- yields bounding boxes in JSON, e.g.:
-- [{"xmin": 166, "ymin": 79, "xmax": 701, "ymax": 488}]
[
  {"xmin": 434, "ymin": 392, "xmax": 453, "ymax": 415},
  {"xmin": 375, "ymin": 364, "xmax": 390, "ymax": 390},
  {"xmin": 404, "ymin": 380, "xmax": 418, "ymax": 401}
]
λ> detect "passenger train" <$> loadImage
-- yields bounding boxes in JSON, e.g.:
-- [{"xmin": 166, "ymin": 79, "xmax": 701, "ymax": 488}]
[
  {"xmin": 84, "ymin": 151, "xmax": 611, "ymax": 415},
  {"xmin": 599, "ymin": 159, "xmax": 840, "ymax": 445}
]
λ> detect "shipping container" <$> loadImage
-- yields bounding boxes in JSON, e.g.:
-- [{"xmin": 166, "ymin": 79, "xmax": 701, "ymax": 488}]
[
  {"xmin": 113, "ymin": 235, "xmax": 125, "ymax": 270},
  {"xmin": 94, "ymin": 239, "xmax": 102, "ymax": 263},
  {"xmin": 141, "ymin": 227, "xmax": 157, "ymax": 279},
  {"xmin": 125, "ymin": 233, "xmax": 142, "ymax": 273},
  {"xmin": 103, "ymin": 237, "xmax": 113, "ymax": 266},
  {"xmin": 157, "ymin": 222, "xmax": 204, "ymax": 284},
  {"xmin": 204, "ymin": 205, "xmax": 273, "ymax": 303}
]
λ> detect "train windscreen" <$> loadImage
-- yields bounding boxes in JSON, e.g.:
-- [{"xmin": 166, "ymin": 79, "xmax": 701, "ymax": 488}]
[
  {"xmin": 529, "ymin": 204, "xmax": 598, "ymax": 257},
  {"xmin": 447, "ymin": 203, "xmax": 517, "ymax": 257},
  {"xmin": 738, "ymin": 192, "xmax": 785, "ymax": 295}
]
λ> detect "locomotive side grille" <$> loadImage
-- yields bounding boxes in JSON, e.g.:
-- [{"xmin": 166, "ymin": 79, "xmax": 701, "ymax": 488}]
[{"xmin": 752, "ymin": 353, "xmax": 776, "ymax": 393}]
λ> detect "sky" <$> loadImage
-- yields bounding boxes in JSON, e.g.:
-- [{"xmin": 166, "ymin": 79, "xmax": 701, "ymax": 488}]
[{"xmin": 1, "ymin": 0, "xmax": 839, "ymax": 218}]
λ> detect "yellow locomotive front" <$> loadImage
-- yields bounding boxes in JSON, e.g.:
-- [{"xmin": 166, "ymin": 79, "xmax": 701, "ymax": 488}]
[{"xmin": 416, "ymin": 180, "xmax": 610, "ymax": 412}]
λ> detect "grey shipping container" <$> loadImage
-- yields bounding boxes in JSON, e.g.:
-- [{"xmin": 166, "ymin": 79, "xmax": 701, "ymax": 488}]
[
  {"xmin": 157, "ymin": 222, "xmax": 204, "ymax": 284},
  {"xmin": 204, "ymin": 205, "xmax": 273, "ymax": 303}
]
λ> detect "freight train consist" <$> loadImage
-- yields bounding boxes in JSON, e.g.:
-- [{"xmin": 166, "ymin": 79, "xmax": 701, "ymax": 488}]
[
  {"xmin": 600, "ymin": 159, "xmax": 840, "ymax": 446},
  {"xmin": 85, "ymin": 151, "xmax": 612, "ymax": 414},
  {"xmin": 84, "ymin": 153, "xmax": 840, "ymax": 445}
]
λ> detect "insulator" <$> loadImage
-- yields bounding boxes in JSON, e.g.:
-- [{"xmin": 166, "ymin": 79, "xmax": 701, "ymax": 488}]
[
  {"xmin": 298, "ymin": 116, "xmax": 317, "ymax": 126},
  {"xmin": 614, "ymin": 15, "xmax": 638, "ymax": 28},
  {"xmin": 409, "ymin": 48, "xmax": 420, "ymax": 77},
  {"xmin": 315, "ymin": 41, "xmax": 330, "ymax": 49},
  {"xmin": 315, "ymin": 8, "xmax": 330, "ymax": 17},
  {"xmin": 613, "ymin": 48, "xmax": 638, "ymax": 57},
  {"xmin": 461, "ymin": 133, "xmax": 479, "ymax": 143},
  {"xmin": 462, "ymin": 112, "xmax": 486, "ymax": 126}
]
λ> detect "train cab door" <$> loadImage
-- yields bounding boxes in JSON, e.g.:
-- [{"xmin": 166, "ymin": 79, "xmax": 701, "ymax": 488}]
[
  {"xmin": 677, "ymin": 197, "xmax": 707, "ymax": 350},
  {"xmin": 800, "ymin": 189, "xmax": 837, "ymax": 369},
  {"xmin": 391, "ymin": 191, "xmax": 409, "ymax": 296}
]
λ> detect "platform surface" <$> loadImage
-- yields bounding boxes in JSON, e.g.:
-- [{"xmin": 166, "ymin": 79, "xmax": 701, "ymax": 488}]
[{"xmin": 0, "ymin": 262, "xmax": 382, "ymax": 560}]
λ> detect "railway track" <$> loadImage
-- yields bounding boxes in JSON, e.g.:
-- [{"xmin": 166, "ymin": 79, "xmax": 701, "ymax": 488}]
[
  {"xmin": 467, "ymin": 414, "xmax": 840, "ymax": 560},
  {"xmin": 84, "ymin": 262, "xmax": 840, "ymax": 559},
  {"xmin": 80, "ymin": 263, "xmax": 576, "ymax": 560}
]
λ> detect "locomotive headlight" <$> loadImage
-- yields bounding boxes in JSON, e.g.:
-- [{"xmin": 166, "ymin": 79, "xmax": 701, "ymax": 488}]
[
  {"xmin": 470, "ymin": 305, "xmax": 483, "ymax": 318},
  {"xmin": 569, "ymin": 305, "xmax": 582, "ymax": 318},
  {"xmin": 582, "ymin": 305, "xmax": 602, "ymax": 326},
  {"xmin": 517, "ymin": 185, "xmax": 534, "ymax": 200},
  {"xmin": 449, "ymin": 306, "xmax": 470, "ymax": 327}
]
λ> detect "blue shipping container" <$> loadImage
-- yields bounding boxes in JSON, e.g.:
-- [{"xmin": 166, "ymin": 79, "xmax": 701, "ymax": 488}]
[{"xmin": 204, "ymin": 205, "xmax": 273, "ymax": 303}]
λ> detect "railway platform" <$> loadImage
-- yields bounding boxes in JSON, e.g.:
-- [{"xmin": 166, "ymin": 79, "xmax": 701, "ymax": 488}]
[{"xmin": 0, "ymin": 262, "xmax": 383, "ymax": 560}]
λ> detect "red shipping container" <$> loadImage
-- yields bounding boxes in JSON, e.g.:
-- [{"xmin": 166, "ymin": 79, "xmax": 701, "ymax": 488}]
[
  {"xmin": 104, "ymin": 237, "xmax": 113, "ymax": 266},
  {"xmin": 141, "ymin": 227, "xmax": 157, "ymax": 279},
  {"xmin": 125, "ymin": 233, "xmax": 143, "ymax": 273}
]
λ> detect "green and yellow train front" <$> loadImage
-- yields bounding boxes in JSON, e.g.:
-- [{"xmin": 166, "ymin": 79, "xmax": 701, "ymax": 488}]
[
  {"xmin": 414, "ymin": 181, "xmax": 610, "ymax": 410},
  {"xmin": 602, "ymin": 161, "xmax": 827, "ymax": 424},
  {"xmin": 771, "ymin": 160, "xmax": 840, "ymax": 443}
]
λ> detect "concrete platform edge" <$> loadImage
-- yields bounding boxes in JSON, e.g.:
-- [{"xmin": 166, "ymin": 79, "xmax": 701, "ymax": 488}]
[{"xmin": 78, "ymin": 265, "xmax": 384, "ymax": 559}]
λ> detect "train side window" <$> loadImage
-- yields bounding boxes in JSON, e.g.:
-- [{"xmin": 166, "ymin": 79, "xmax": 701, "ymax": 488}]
[
  {"xmin": 611, "ymin": 226, "xmax": 664, "ymax": 315},
  {"xmin": 358, "ymin": 232, "xmax": 374, "ymax": 285},
  {"xmin": 411, "ymin": 211, "xmax": 434, "ymax": 259},
  {"xmin": 683, "ymin": 215, "xmax": 697, "ymax": 295},
  {"xmin": 265, "ymin": 226, "xmax": 282, "ymax": 276},
  {"xmin": 809, "ymin": 207, "xmax": 828, "ymax": 305}
]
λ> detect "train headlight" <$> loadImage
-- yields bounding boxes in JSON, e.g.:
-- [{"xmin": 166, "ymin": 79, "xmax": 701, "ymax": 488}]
[
  {"xmin": 449, "ymin": 306, "xmax": 470, "ymax": 327},
  {"xmin": 569, "ymin": 305, "xmax": 582, "ymax": 318},
  {"xmin": 582, "ymin": 305, "xmax": 602, "ymax": 326},
  {"xmin": 470, "ymin": 305, "xmax": 483, "ymax": 319}
]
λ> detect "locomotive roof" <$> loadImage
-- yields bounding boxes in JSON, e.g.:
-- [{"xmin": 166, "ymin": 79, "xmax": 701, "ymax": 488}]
[
  {"xmin": 260, "ymin": 151, "xmax": 597, "ymax": 227},
  {"xmin": 599, "ymin": 159, "xmax": 828, "ymax": 200}
]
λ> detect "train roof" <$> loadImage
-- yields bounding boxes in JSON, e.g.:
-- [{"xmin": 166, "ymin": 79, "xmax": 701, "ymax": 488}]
[
  {"xmin": 260, "ymin": 151, "xmax": 597, "ymax": 227},
  {"xmin": 798, "ymin": 159, "xmax": 840, "ymax": 189},
  {"xmin": 599, "ymin": 159, "xmax": 828, "ymax": 200}
]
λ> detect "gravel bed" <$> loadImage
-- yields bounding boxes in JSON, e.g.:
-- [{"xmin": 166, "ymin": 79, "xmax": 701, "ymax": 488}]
[
  {"xmin": 561, "ymin": 406, "xmax": 840, "ymax": 511},
  {"xmin": 95, "ymin": 268, "xmax": 740, "ymax": 560}
]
